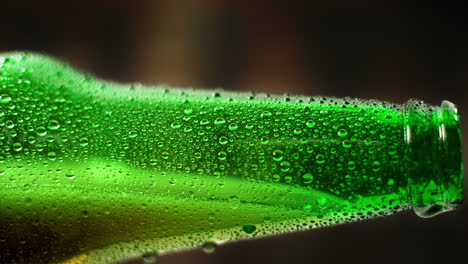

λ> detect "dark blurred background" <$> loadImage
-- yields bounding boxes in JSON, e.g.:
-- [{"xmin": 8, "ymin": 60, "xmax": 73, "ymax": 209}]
[{"xmin": 1, "ymin": 2, "xmax": 467, "ymax": 264}]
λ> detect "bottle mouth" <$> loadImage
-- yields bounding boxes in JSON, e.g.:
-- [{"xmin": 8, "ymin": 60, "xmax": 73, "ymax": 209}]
[{"xmin": 406, "ymin": 100, "xmax": 464, "ymax": 218}]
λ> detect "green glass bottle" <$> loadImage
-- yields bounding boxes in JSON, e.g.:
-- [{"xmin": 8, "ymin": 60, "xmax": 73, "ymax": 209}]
[{"xmin": 0, "ymin": 52, "xmax": 464, "ymax": 264}]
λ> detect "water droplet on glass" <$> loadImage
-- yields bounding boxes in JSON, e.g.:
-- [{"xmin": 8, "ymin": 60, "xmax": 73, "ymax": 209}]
[
  {"xmin": 261, "ymin": 111, "xmax": 272, "ymax": 118},
  {"xmin": 303, "ymin": 203, "xmax": 313, "ymax": 212},
  {"xmin": 202, "ymin": 242, "xmax": 217, "ymax": 254},
  {"xmin": 315, "ymin": 154, "xmax": 325, "ymax": 164},
  {"xmin": 218, "ymin": 136, "xmax": 228, "ymax": 145},
  {"xmin": 337, "ymin": 129, "xmax": 348, "ymax": 137},
  {"xmin": 317, "ymin": 197, "xmax": 328, "ymax": 208},
  {"xmin": 5, "ymin": 120, "xmax": 14, "ymax": 129},
  {"xmin": 47, "ymin": 152, "xmax": 57, "ymax": 160},
  {"xmin": 171, "ymin": 122, "xmax": 181, "ymax": 129},
  {"xmin": 128, "ymin": 131, "xmax": 138, "ymax": 138},
  {"xmin": 306, "ymin": 120, "xmax": 316, "ymax": 128},
  {"xmin": 364, "ymin": 138, "xmax": 373, "ymax": 146},
  {"xmin": 242, "ymin": 224, "xmax": 257, "ymax": 234},
  {"xmin": 81, "ymin": 210, "xmax": 89, "ymax": 217},
  {"xmin": 272, "ymin": 150, "xmax": 284, "ymax": 161},
  {"xmin": 228, "ymin": 123, "xmax": 238, "ymax": 131},
  {"xmin": 229, "ymin": 196, "xmax": 240, "ymax": 209},
  {"xmin": 302, "ymin": 173, "xmax": 314, "ymax": 184},
  {"xmin": 371, "ymin": 161, "xmax": 381, "ymax": 172},
  {"xmin": 293, "ymin": 128, "xmax": 302, "ymax": 135},
  {"xmin": 0, "ymin": 95, "xmax": 12, "ymax": 104},
  {"xmin": 214, "ymin": 106, "xmax": 224, "ymax": 112},
  {"xmin": 13, "ymin": 142, "xmax": 22, "ymax": 152},
  {"xmin": 279, "ymin": 161, "xmax": 291, "ymax": 172},
  {"xmin": 66, "ymin": 170, "xmax": 75, "ymax": 179},
  {"xmin": 46, "ymin": 135, "xmax": 55, "ymax": 143},
  {"xmin": 342, "ymin": 140, "xmax": 352, "ymax": 148},
  {"xmin": 36, "ymin": 126, "xmax": 47, "ymax": 136},
  {"xmin": 79, "ymin": 137, "xmax": 89, "ymax": 147},
  {"xmin": 350, "ymin": 195, "xmax": 363, "ymax": 205},
  {"xmin": 217, "ymin": 151, "xmax": 227, "ymax": 160},
  {"xmin": 214, "ymin": 118, "xmax": 226, "ymax": 126},
  {"xmin": 47, "ymin": 120, "xmax": 60, "ymax": 130},
  {"xmin": 388, "ymin": 146, "xmax": 397, "ymax": 155},
  {"xmin": 23, "ymin": 184, "xmax": 31, "ymax": 191}
]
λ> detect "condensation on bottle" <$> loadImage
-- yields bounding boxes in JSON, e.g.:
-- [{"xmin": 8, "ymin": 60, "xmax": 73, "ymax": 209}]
[{"xmin": 0, "ymin": 52, "xmax": 464, "ymax": 264}]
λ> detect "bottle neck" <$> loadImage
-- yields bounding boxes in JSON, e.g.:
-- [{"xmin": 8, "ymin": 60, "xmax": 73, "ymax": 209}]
[{"xmin": 404, "ymin": 100, "xmax": 464, "ymax": 217}]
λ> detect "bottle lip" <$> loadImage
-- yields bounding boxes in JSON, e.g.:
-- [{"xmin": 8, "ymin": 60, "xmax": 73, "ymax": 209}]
[
  {"xmin": 438, "ymin": 100, "xmax": 465, "ymax": 207},
  {"xmin": 406, "ymin": 100, "xmax": 464, "ymax": 218}
]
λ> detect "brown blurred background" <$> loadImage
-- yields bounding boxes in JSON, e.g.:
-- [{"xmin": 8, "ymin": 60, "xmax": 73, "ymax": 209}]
[{"xmin": 1, "ymin": 2, "xmax": 467, "ymax": 264}]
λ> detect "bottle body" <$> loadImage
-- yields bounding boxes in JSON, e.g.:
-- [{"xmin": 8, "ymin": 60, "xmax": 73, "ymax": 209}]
[{"xmin": 0, "ymin": 53, "xmax": 463, "ymax": 263}]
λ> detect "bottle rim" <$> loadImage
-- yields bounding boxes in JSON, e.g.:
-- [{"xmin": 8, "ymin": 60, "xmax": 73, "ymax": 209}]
[{"xmin": 405, "ymin": 100, "xmax": 464, "ymax": 217}]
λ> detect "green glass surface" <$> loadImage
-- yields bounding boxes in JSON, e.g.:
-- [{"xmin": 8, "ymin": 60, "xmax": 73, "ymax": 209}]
[{"xmin": 0, "ymin": 52, "xmax": 464, "ymax": 264}]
